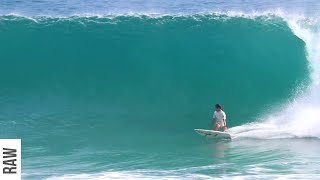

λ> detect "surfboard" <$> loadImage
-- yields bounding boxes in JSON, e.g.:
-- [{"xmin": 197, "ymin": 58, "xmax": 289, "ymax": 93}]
[{"xmin": 194, "ymin": 129, "xmax": 231, "ymax": 139}]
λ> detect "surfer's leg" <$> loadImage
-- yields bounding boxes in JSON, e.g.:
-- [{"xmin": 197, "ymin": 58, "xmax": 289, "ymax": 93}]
[
  {"xmin": 222, "ymin": 121, "xmax": 227, "ymax": 131},
  {"xmin": 216, "ymin": 121, "xmax": 223, "ymax": 131},
  {"xmin": 223, "ymin": 126, "xmax": 227, "ymax": 131},
  {"xmin": 215, "ymin": 124, "xmax": 219, "ymax": 131}
]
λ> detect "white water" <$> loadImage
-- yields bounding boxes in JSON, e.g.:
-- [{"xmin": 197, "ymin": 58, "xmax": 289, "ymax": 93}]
[{"xmin": 43, "ymin": 171, "xmax": 319, "ymax": 180}]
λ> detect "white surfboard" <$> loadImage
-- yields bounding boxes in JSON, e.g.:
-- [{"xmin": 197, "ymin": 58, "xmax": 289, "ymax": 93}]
[{"xmin": 194, "ymin": 129, "xmax": 231, "ymax": 139}]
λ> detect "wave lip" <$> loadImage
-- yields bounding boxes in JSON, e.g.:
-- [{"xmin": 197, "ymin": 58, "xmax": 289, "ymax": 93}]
[
  {"xmin": 0, "ymin": 8, "xmax": 309, "ymax": 19},
  {"xmin": 1, "ymin": 0, "xmax": 320, "ymax": 17}
]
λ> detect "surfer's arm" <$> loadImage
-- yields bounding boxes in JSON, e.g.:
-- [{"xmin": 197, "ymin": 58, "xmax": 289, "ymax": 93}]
[
  {"xmin": 223, "ymin": 113, "xmax": 227, "ymax": 126},
  {"xmin": 211, "ymin": 117, "xmax": 216, "ymax": 127}
]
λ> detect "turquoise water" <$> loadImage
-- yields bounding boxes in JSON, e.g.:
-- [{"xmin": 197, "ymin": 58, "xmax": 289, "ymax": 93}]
[{"xmin": 1, "ymin": 1, "xmax": 320, "ymax": 180}]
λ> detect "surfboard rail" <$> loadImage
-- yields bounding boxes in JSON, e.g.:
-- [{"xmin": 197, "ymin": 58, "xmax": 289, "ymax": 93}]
[{"xmin": 194, "ymin": 129, "xmax": 231, "ymax": 139}]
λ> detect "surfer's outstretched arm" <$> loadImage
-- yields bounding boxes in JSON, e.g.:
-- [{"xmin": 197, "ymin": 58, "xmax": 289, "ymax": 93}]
[{"xmin": 211, "ymin": 118, "xmax": 215, "ymax": 130}]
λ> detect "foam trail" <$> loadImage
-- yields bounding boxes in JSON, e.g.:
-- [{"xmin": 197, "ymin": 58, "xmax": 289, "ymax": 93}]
[
  {"xmin": 43, "ymin": 171, "xmax": 211, "ymax": 180},
  {"xmin": 231, "ymin": 16, "xmax": 320, "ymax": 139},
  {"xmin": 42, "ymin": 171, "xmax": 320, "ymax": 180}
]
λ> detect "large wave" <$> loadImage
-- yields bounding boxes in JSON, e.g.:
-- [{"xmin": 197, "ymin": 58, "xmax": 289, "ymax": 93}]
[
  {"xmin": 5, "ymin": 0, "xmax": 320, "ymax": 178},
  {"xmin": 0, "ymin": 10, "xmax": 318, "ymax": 180},
  {"xmin": 0, "ymin": 12, "xmax": 312, "ymax": 139}
]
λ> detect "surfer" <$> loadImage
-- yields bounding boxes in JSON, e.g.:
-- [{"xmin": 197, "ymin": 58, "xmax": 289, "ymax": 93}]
[{"xmin": 211, "ymin": 104, "xmax": 227, "ymax": 131}]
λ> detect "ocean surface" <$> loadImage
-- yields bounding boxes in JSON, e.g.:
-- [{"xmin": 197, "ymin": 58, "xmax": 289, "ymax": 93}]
[{"xmin": 1, "ymin": 0, "xmax": 320, "ymax": 179}]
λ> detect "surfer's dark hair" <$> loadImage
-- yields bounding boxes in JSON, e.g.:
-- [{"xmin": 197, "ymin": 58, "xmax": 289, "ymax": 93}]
[{"xmin": 215, "ymin": 104, "xmax": 222, "ymax": 109}]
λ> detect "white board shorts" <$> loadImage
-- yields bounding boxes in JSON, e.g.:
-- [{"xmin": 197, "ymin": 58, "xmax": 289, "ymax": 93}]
[{"xmin": 216, "ymin": 120, "xmax": 226, "ymax": 127}]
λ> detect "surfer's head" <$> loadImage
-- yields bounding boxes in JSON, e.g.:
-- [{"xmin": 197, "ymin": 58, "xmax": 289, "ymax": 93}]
[{"xmin": 215, "ymin": 104, "xmax": 222, "ymax": 111}]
